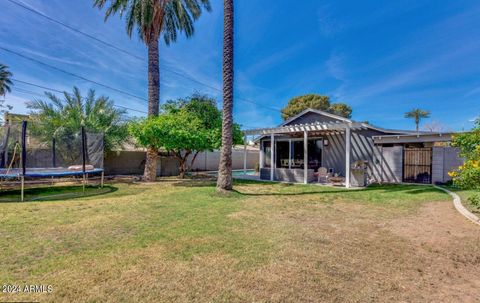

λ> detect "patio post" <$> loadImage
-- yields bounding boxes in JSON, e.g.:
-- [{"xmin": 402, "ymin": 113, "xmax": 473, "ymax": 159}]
[
  {"xmin": 259, "ymin": 141, "xmax": 264, "ymax": 169},
  {"xmin": 345, "ymin": 124, "xmax": 351, "ymax": 188},
  {"xmin": 304, "ymin": 130, "xmax": 308, "ymax": 184},
  {"xmin": 288, "ymin": 139, "xmax": 292, "ymax": 169},
  {"xmin": 270, "ymin": 133, "xmax": 275, "ymax": 181},
  {"xmin": 243, "ymin": 134, "xmax": 247, "ymax": 175}
]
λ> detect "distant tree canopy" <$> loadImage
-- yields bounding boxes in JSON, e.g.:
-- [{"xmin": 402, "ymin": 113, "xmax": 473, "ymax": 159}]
[
  {"xmin": 130, "ymin": 94, "xmax": 243, "ymax": 178},
  {"xmin": 281, "ymin": 94, "xmax": 352, "ymax": 120},
  {"xmin": 27, "ymin": 87, "xmax": 129, "ymax": 152}
]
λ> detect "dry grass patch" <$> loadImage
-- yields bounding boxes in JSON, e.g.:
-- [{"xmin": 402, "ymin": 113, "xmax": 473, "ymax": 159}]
[{"xmin": 1, "ymin": 181, "xmax": 478, "ymax": 302}]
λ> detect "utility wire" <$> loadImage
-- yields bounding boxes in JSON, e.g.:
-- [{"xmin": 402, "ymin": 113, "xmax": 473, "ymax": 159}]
[
  {"xmin": 0, "ymin": 46, "xmax": 148, "ymax": 102},
  {"xmin": 5, "ymin": 0, "xmax": 144, "ymax": 61},
  {"xmin": 11, "ymin": 78, "xmax": 148, "ymax": 115},
  {"xmin": 5, "ymin": 0, "xmax": 281, "ymax": 112}
]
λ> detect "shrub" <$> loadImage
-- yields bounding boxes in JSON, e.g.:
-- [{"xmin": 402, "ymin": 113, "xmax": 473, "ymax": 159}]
[
  {"xmin": 467, "ymin": 193, "xmax": 480, "ymax": 212},
  {"xmin": 449, "ymin": 160, "xmax": 480, "ymax": 189}
]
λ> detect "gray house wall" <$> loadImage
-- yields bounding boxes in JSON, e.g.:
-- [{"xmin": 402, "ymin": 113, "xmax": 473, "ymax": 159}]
[
  {"xmin": 322, "ymin": 129, "xmax": 402, "ymax": 183},
  {"xmin": 432, "ymin": 147, "xmax": 463, "ymax": 183}
]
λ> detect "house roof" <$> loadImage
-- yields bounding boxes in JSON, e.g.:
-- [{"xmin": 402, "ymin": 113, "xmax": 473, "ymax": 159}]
[
  {"xmin": 280, "ymin": 108, "xmax": 353, "ymax": 126},
  {"xmin": 372, "ymin": 132, "xmax": 461, "ymax": 144},
  {"xmin": 245, "ymin": 108, "xmax": 422, "ymax": 137}
]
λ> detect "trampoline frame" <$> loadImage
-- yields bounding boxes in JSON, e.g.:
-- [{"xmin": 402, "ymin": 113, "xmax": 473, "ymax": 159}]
[{"xmin": 1, "ymin": 121, "xmax": 105, "ymax": 201}]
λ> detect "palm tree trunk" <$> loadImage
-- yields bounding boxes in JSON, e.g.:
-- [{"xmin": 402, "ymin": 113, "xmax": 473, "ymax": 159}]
[
  {"xmin": 217, "ymin": 0, "xmax": 234, "ymax": 192},
  {"xmin": 143, "ymin": 36, "xmax": 160, "ymax": 182}
]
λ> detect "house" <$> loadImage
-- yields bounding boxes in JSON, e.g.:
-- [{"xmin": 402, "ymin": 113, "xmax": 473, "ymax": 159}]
[{"xmin": 242, "ymin": 109, "xmax": 463, "ymax": 187}]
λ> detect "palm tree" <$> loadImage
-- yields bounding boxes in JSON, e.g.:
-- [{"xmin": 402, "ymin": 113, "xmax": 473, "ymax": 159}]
[
  {"xmin": 216, "ymin": 0, "xmax": 234, "ymax": 192},
  {"xmin": 405, "ymin": 108, "xmax": 430, "ymax": 132},
  {"xmin": 93, "ymin": 0, "xmax": 211, "ymax": 181},
  {"xmin": 0, "ymin": 63, "xmax": 13, "ymax": 96},
  {"xmin": 27, "ymin": 87, "xmax": 129, "ymax": 152}
]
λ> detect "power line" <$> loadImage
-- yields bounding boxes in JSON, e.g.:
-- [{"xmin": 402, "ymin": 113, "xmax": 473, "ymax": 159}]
[
  {"xmin": 5, "ymin": 0, "xmax": 144, "ymax": 61},
  {"xmin": 11, "ymin": 78, "xmax": 148, "ymax": 115},
  {"xmin": 0, "ymin": 46, "xmax": 148, "ymax": 102},
  {"xmin": 5, "ymin": 0, "xmax": 281, "ymax": 112}
]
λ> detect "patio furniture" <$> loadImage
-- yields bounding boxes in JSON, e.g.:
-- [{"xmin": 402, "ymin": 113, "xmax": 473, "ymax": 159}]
[
  {"xmin": 329, "ymin": 176, "xmax": 345, "ymax": 186},
  {"xmin": 316, "ymin": 167, "xmax": 328, "ymax": 183}
]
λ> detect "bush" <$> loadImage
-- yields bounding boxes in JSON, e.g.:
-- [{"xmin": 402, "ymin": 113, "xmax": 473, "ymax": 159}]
[
  {"xmin": 468, "ymin": 194, "xmax": 480, "ymax": 212},
  {"xmin": 449, "ymin": 160, "xmax": 480, "ymax": 189}
]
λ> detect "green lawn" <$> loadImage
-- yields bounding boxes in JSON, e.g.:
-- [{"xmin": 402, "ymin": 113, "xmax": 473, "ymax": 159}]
[
  {"xmin": 1, "ymin": 180, "xmax": 478, "ymax": 302},
  {"xmin": 446, "ymin": 186, "xmax": 480, "ymax": 215}
]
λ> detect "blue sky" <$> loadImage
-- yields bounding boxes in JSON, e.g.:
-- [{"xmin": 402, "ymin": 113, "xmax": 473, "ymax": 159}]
[{"xmin": 1, "ymin": 0, "xmax": 480, "ymax": 131}]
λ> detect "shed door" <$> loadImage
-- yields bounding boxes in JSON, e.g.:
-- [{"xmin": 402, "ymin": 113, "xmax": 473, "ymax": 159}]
[{"xmin": 403, "ymin": 148, "xmax": 432, "ymax": 184}]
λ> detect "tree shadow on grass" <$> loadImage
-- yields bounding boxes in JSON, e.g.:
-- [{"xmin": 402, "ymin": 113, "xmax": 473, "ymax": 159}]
[
  {"xmin": 0, "ymin": 185, "xmax": 118, "ymax": 203},
  {"xmin": 170, "ymin": 178, "xmax": 443, "ymax": 197}
]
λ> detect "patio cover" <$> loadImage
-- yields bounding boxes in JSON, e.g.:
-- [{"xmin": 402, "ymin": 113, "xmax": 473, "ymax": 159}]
[{"xmin": 241, "ymin": 121, "xmax": 365, "ymax": 187}]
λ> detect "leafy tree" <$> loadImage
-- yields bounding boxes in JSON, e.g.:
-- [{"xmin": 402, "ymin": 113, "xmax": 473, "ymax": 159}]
[
  {"xmin": 449, "ymin": 118, "xmax": 480, "ymax": 189},
  {"xmin": 130, "ymin": 111, "xmax": 207, "ymax": 178},
  {"xmin": 280, "ymin": 94, "xmax": 353, "ymax": 120},
  {"xmin": 217, "ymin": 0, "xmax": 235, "ymax": 192},
  {"xmin": 162, "ymin": 94, "xmax": 243, "ymax": 149},
  {"xmin": 94, "ymin": 0, "xmax": 211, "ymax": 182},
  {"xmin": 134, "ymin": 94, "xmax": 242, "ymax": 178},
  {"xmin": 27, "ymin": 87, "xmax": 129, "ymax": 153},
  {"xmin": 328, "ymin": 103, "xmax": 352, "ymax": 119},
  {"xmin": 404, "ymin": 108, "xmax": 430, "ymax": 132},
  {"xmin": 0, "ymin": 63, "xmax": 13, "ymax": 96}
]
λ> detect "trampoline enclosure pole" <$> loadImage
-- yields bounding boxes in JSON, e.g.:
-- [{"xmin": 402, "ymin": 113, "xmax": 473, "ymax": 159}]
[
  {"xmin": 52, "ymin": 137, "xmax": 56, "ymax": 167},
  {"xmin": 21, "ymin": 121, "xmax": 27, "ymax": 202},
  {"xmin": 21, "ymin": 121, "xmax": 27, "ymax": 176},
  {"xmin": 81, "ymin": 126, "xmax": 86, "ymax": 195},
  {"xmin": 21, "ymin": 176, "xmax": 24, "ymax": 202}
]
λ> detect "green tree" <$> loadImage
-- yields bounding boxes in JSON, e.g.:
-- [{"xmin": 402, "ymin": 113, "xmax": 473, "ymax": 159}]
[
  {"xmin": 404, "ymin": 108, "xmax": 430, "ymax": 132},
  {"xmin": 217, "ymin": 0, "xmax": 235, "ymax": 192},
  {"xmin": 280, "ymin": 94, "xmax": 353, "ymax": 120},
  {"xmin": 450, "ymin": 119, "xmax": 480, "ymax": 189},
  {"xmin": 0, "ymin": 63, "xmax": 14, "ymax": 121},
  {"xmin": 328, "ymin": 103, "xmax": 352, "ymax": 119},
  {"xmin": 130, "ymin": 111, "xmax": 208, "ymax": 178},
  {"xmin": 94, "ymin": 0, "xmax": 211, "ymax": 182},
  {"xmin": 0, "ymin": 63, "xmax": 13, "ymax": 96},
  {"xmin": 27, "ymin": 87, "xmax": 129, "ymax": 152},
  {"xmin": 150, "ymin": 94, "xmax": 242, "ymax": 177}
]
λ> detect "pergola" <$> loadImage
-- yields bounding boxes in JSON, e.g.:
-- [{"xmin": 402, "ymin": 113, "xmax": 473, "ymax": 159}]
[{"xmin": 242, "ymin": 121, "xmax": 366, "ymax": 188}]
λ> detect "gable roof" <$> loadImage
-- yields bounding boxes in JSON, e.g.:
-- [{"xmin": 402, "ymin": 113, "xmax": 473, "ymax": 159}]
[{"xmin": 281, "ymin": 108, "xmax": 352, "ymax": 126}]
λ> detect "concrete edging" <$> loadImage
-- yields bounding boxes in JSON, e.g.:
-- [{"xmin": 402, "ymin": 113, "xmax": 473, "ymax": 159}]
[{"xmin": 434, "ymin": 186, "xmax": 480, "ymax": 226}]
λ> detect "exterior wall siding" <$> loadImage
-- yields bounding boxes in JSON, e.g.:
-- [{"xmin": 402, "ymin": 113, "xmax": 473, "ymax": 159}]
[{"xmin": 432, "ymin": 147, "xmax": 463, "ymax": 184}]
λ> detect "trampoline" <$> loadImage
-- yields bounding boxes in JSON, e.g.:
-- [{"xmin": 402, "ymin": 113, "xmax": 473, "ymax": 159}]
[{"xmin": 0, "ymin": 121, "xmax": 105, "ymax": 201}]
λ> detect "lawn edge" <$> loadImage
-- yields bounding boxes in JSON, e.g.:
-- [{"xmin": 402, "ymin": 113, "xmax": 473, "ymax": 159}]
[{"xmin": 434, "ymin": 186, "xmax": 480, "ymax": 226}]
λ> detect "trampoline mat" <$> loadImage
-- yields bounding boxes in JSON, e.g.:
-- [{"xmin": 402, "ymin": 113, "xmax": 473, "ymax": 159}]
[{"xmin": 0, "ymin": 167, "xmax": 104, "ymax": 178}]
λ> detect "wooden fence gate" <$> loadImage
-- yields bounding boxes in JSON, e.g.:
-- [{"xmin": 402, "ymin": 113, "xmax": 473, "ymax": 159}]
[{"xmin": 403, "ymin": 148, "xmax": 432, "ymax": 184}]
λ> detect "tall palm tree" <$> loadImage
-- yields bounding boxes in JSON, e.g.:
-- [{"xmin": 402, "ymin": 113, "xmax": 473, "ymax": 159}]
[
  {"xmin": 94, "ymin": 0, "xmax": 211, "ymax": 181},
  {"xmin": 405, "ymin": 108, "xmax": 430, "ymax": 132},
  {"xmin": 216, "ymin": 0, "xmax": 234, "ymax": 192},
  {"xmin": 0, "ymin": 63, "xmax": 13, "ymax": 96}
]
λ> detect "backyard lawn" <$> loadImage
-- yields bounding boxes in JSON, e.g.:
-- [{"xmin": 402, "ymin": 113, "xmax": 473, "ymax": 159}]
[{"xmin": 1, "ymin": 180, "xmax": 479, "ymax": 302}]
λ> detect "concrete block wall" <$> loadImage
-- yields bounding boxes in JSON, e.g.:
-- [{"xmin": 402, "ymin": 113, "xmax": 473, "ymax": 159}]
[
  {"xmin": 104, "ymin": 149, "xmax": 259, "ymax": 176},
  {"xmin": 432, "ymin": 147, "xmax": 463, "ymax": 184}
]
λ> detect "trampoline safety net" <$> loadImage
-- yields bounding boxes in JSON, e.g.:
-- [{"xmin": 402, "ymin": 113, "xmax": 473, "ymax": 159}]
[{"xmin": 0, "ymin": 121, "xmax": 104, "ymax": 179}]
